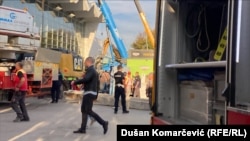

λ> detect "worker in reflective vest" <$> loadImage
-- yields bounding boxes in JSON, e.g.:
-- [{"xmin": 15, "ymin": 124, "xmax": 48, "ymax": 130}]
[{"xmin": 11, "ymin": 62, "xmax": 30, "ymax": 122}]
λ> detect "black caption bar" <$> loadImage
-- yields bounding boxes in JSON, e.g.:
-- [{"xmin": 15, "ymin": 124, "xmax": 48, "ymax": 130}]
[{"xmin": 117, "ymin": 125, "xmax": 250, "ymax": 140}]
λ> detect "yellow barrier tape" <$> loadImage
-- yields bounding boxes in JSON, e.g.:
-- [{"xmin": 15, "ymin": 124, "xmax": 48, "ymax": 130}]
[{"xmin": 214, "ymin": 27, "xmax": 227, "ymax": 61}]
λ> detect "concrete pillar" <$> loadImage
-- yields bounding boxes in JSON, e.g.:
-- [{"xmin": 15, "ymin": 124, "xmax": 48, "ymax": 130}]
[{"xmin": 75, "ymin": 22, "xmax": 99, "ymax": 58}]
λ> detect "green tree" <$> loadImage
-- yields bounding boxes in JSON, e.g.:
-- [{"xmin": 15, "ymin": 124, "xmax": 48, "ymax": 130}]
[{"xmin": 131, "ymin": 30, "xmax": 155, "ymax": 50}]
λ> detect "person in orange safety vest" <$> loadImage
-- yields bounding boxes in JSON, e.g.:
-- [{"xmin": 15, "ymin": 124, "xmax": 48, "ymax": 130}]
[{"xmin": 11, "ymin": 62, "xmax": 30, "ymax": 122}]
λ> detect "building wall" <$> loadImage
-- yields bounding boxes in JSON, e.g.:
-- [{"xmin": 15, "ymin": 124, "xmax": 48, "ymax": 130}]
[{"xmin": 80, "ymin": 22, "xmax": 99, "ymax": 58}]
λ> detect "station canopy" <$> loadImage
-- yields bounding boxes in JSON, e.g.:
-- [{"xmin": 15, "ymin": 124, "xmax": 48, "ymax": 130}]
[{"xmin": 29, "ymin": 0, "xmax": 103, "ymax": 23}]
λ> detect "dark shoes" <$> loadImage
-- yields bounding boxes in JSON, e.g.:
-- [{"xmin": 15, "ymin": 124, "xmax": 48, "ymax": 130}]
[
  {"xmin": 73, "ymin": 128, "xmax": 86, "ymax": 134},
  {"xmin": 51, "ymin": 100, "xmax": 58, "ymax": 103},
  {"xmin": 73, "ymin": 121, "xmax": 108, "ymax": 135},
  {"xmin": 13, "ymin": 117, "xmax": 22, "ymax": 122},
  {"xmin": 123, "ymin": 110, "xmax": 129, "ymax": 114},
  {"xmin": 13, "ymin": 117, "xmax": 30, "ymax": 122},
  {"xmin": 21, "ymin": 118, "xmax": 30, "ymax": 122},
  {"xmin": 114, "ymin": 110, "xmax": 129, "ymax": 114},
  {"xmin": 103, "ymin": 121, "xmax": 108, "ymax": 134}
]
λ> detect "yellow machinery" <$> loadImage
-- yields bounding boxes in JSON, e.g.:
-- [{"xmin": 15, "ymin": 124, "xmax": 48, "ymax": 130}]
[
  {"xmin": 101, "ymin": 38, "xmax": 121, "ymax": 62},
  {"xmin": 59, "ymin": 53, "xmax": 83, "ymax": 79},
  {"xmin": 101, "ymin": 38, "xmax": 110, "ymax": 58},
  {"xmin": 95, "ymin": 37, "xmax": 123, "ymax": 72},
  {"xmin": 134, "ymin": 0, "xmax": 155, "ymax": 48}
]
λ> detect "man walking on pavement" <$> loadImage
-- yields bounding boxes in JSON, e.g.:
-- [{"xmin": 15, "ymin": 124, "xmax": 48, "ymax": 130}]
[
  {"xmin": 114, "ymin": 65, "xmax": 129, "ymax": 114},
  {"xmin": 11, "ymin": 62, "xmax": 30, "ymax": 122},
  {"xmin": 71, "ymin": 57, "xmax": 108, "ymax": 134}
]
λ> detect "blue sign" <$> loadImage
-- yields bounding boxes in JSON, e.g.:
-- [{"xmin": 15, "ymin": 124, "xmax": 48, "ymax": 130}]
[{"xmin": 0, "ymin": 17, "xmax": 12, "ymax": 22}]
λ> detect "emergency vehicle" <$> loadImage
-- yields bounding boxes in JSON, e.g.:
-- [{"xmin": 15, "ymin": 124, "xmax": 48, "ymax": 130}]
[{"xmin": 152, "ymin": 0, "xmax": 250, "ymax": 125}]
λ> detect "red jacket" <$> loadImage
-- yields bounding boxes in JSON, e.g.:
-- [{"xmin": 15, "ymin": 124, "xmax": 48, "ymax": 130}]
[{"xmin": 14, "ymin": 69, "xmax": 28, "ymax": 91}]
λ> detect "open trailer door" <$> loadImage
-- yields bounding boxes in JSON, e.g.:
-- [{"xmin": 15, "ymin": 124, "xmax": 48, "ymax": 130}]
[{"xmin": 226, "ymin": 0, "xmax": 250, "ymax": 125}]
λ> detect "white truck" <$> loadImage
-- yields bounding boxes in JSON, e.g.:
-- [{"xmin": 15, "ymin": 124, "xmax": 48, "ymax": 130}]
[
  {"xmin": 0, "ymin": 6, "xmax": 40, "ymax": 47},
  {"xmin": 0, "ymin": 6, "xmax": 61, "ymax": 102}
]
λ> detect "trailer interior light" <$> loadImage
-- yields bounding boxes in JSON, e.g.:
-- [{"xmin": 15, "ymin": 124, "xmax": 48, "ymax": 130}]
[{"xmin": 236, "ymin": 0, "xmax": 242, "ymax": 63}]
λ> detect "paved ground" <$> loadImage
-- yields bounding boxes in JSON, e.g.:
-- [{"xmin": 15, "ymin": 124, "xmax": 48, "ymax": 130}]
[{"xmin": 0, "ymin": 97, "xmax": 150, "ymax": 141}]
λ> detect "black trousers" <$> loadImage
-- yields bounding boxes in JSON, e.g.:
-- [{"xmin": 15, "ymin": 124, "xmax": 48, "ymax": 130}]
[
  {"xmin": 103, "ymin": 83, "xmax": 110, "ymax": 93},
  {"xmin": 80, "ymin": 94, "xmax": 105, "ymax": 130},
  {"xmin": 11, "ymin": 91, "xmax": 29, "ymax": 119},
  {"xmin": 51, "ymin": 84, "xmax": 61, "ymax": 102},
  {"xmin": 114, "ymin": 86, "xmax": 127, "ymax": 112},
  {"xmin": 131, "ymin": 87, "xmax": 135, "ymax": 96},
  {"xmin": 147, "ymin": 87, "xmax": 153, "ymax": 109}
]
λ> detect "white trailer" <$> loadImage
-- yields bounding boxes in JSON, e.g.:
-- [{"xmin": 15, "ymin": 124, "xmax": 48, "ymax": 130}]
[{"xmin": 0, "ymin": 6, "xmax": 61, "ymax": 102}]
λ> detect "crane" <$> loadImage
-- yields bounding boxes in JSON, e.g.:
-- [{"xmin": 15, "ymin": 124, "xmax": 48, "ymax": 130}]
[
  {"xmin": 134, "ymin": 0, "xmax": 155, "ymax": 48},
  {"xmin": 97, "ymin": 0, "xmax": 128, "ymax": 59},
  {"xmin": 96, "ymin": 0, "xmax": 154, "ymax": 70},
  {"xmin": 96, "ymin": 0, "xmax": 129, "ymax": 95},
  {"xmin": 95, "ymin": 0, "xmax": 129, "ymax": 72}
]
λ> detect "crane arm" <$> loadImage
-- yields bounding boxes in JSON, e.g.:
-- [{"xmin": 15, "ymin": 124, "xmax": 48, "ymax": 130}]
[
  {"xmin": 134, "ymin": 0, "xmax": 155, "ymax": 48},
  {"xmin": 98, "ymin": 0, "xmax": 128, "ymax": 59}
]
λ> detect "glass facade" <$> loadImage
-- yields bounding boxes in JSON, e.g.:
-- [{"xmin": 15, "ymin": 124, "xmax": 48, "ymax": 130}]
[{"xmin": 2, "ymin": 0, "xmax": 84, "ymax": 55}]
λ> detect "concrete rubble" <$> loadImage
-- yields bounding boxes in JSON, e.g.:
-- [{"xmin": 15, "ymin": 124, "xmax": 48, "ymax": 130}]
[{"xmin": 64, "ymin": 90, "xmax": 150, "ymax": 110}]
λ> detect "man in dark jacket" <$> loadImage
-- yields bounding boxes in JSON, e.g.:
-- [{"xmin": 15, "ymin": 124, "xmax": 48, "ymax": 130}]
[
  {"xmin": 71, "ymin": 57, "xmax": 108, "ymax": 134},
  {"xmin": 51, "ymin": 70, "xmax": 63, "ymax": 103}
]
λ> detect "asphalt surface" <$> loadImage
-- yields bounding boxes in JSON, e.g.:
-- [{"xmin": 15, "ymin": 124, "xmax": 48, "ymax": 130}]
[{"xmin": 0, "ymin": 97, "xmax": 150, "ymax": 141}]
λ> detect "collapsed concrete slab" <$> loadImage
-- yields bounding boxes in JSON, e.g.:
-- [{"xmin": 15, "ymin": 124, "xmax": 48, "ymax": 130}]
[
  {"xmin": 63, "ymin": 91, "xmax": 150, "ymax": 110},
  {"xmin": 95, "ymin": 94, "xmax": 150, "ymax": 110},
  {"xmin": 64, "ymin": 90, "xmax": 83, "ymax": 104}
]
